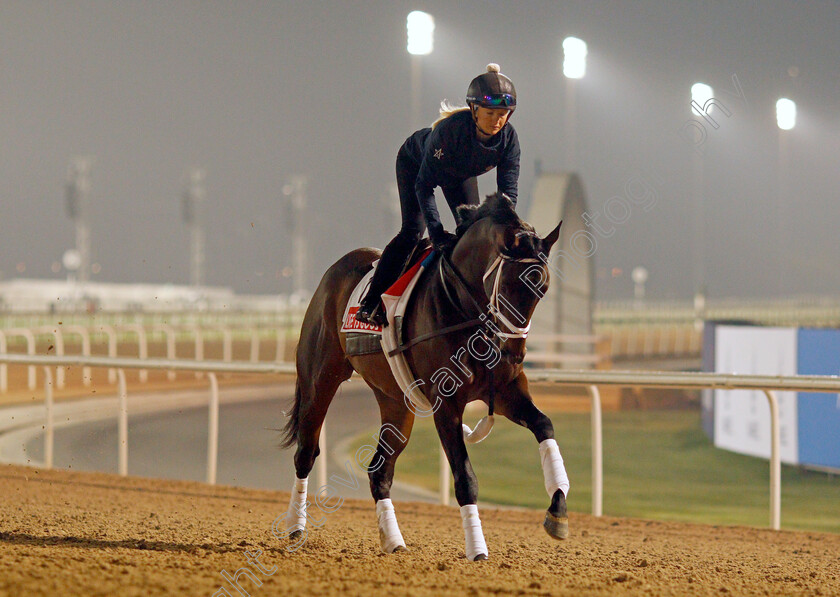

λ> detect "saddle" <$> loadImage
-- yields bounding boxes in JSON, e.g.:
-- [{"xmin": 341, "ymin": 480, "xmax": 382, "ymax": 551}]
[
  {"xmin": 341, "ymin": 240, "xmax": 432, "ymax": 346},
  {"xmin": 340, "ymin": 242, "xmax": 439, "ymax": 411}
]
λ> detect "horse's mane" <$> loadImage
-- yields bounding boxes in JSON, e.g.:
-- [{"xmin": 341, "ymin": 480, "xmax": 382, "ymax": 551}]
[{"xmin": 454, "ymin": 193, "xmax": 521, "ymax": 236}]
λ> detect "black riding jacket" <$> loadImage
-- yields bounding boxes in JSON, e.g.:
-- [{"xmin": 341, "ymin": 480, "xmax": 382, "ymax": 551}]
[{"xmin": 401, "ymin": 109, "xmax": 520, "ymax": 238}]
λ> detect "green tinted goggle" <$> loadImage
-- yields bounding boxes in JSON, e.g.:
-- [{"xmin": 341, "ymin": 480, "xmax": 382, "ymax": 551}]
[{"xmin": 481, "ymin": 94, "xmax": 516, "ymax": 107}]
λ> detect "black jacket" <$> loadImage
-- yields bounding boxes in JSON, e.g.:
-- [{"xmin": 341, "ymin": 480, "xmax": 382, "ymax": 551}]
[{"xmin": 401, "ymin": 109, "xmax": 520, "ymax": 237}]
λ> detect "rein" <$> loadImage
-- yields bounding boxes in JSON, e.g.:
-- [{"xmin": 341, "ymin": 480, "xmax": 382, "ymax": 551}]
[
  {"xmin": 386, "ymin": 244, "xmax": 543, "ymax": 417},
  {"xmin": 385, "ymin": 251, "xmax": 483, "ymax": 358}
]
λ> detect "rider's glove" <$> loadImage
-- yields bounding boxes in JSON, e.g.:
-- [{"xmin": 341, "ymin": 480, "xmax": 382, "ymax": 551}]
[{"xmin": 431, "ymin": 229, "xmax": 458, "ymax": 253}]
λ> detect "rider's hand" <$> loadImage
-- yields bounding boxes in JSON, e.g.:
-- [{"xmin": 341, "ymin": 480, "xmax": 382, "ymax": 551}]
[{"xmin": 431, "ymin": 230, "xmax": 458, "ymax": 253}]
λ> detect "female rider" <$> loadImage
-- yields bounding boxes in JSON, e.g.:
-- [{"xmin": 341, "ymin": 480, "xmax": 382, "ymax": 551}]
[{"xmin": 356, "ymin": 63, "xmax": 521, "ymax": 326}]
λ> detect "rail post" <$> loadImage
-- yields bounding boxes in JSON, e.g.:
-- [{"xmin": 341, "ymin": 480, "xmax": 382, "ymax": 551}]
[
  {"xmin": 207, "ymin": 372, "xmax": 219, "ymax": 484},
  {"xmin": 153, "ymin": 324, "xmax": 177, "ymax": 381},
  {"xmin": 65, "ymin": 325, "xmax": 92, "ymax": 386},
  {"xmin": 43, "ymin": 367, "xmax": 54, "ymax": 469},
  {"xmin": 117, "ymin": 369, "xmax": 128, "ymax": 476},
  {"xmin": 36, "ymin": 326, "xmax": 65, "ymax": 388},
  {"xmin": 249, "ymin": 329, "xmax": 260, "ymax": 362},
  {"xmin": 98, "ymin": 325, "xmax": 118, "ymax": 384},
  {"xmin": 763, "ymin": 390, "xmax": 781, "ymax": 530},
  {"xmin": 588, "ymin": 385, "xmax": 603, "ymax": 517}
]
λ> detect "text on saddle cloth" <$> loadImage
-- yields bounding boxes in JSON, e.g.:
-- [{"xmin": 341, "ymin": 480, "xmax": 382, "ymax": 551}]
[{"xmin": 340, "ymin": 250, "xmax": 436, "ymax": 412}]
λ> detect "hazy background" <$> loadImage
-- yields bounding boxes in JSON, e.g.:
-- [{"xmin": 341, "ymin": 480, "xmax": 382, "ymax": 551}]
[{"xmin": 1, "ymin": 1, "xmax": 838, "ymax": 300}]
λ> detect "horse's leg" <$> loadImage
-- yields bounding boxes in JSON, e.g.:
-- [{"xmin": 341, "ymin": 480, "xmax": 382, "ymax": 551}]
[
  {"xmin": 434, "ymin": 403, "xmax": 488, "ymax": 561},
  {"xmin": 284, "ymin": 334, "xmax": 353, "ymax": 543},
  {"xmin": 365, "ymin": 388, "xmax": 415, "ymax": 554},
  {"xmin": 494, "ymin": 375, "xmax": 570, "ymax": 540}
]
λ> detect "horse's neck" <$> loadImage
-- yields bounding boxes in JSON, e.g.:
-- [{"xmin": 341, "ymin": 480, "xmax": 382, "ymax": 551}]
[{"xmin": 446, "ymin": 241, "xmax": 493, "ymax": 312}]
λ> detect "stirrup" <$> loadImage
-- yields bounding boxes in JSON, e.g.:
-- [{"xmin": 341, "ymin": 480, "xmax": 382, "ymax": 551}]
[{"xmin": 355, "ymin": 302, "xmax": 387, "ymax": 327}]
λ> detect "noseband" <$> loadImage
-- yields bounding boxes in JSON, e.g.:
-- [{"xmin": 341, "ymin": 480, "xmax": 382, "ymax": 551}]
[
  {"xmin": 481, "ymin": 252, "xmax": 542, "ymax": 340},
  {"xmin": 388, "ymin": 244, "xmax": 541, "ymax": 361}
]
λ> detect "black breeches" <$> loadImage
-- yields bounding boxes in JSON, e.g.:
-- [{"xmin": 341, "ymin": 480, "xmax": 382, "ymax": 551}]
[{"xmin": 363, "ymin": 149, "xmax": 481, "ymax": 304}]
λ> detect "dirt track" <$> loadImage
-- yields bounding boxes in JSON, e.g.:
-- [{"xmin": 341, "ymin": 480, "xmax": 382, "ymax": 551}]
[{"xmin": 0, "ymin": 465, "xmax": 838, "ymax": 596}]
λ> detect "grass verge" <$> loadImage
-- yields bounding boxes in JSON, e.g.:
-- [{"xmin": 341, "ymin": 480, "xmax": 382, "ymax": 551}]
[{"xmin": 353, "ymin": 409, "xmax": 840, "ymax": 533}]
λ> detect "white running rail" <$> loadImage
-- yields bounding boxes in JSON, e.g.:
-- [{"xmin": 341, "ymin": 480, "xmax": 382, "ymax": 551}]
[{"xmin": 2, "ymin": 354, "xmax": 839, "ymax": 530}]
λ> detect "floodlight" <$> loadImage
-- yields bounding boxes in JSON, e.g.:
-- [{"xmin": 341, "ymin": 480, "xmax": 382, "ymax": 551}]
[
  {"xmin": 776, "ymin": 98, "xmax": 796, "ymax": 130},
  {"xmin": 407, "ymin": 11, "xmax": 434, "ymax": 55},
  {"xmin": 691, "ymin": 83, "xmax": 714, "ymax": 115},
  {"xmin": 562, "ymin": 37, "xmax": 587, "ymax": 79}
]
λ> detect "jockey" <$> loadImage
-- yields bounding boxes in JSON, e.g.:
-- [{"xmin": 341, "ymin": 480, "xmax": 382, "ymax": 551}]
[{"xmin": 356, "ymin": 63, "xmax": 521, "ymax": 326}]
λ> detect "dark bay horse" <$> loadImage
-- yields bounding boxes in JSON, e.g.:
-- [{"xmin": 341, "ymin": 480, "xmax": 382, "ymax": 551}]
[{"xmin": 280, "ymin": 193, "xmax": 568, "ymax": 560}]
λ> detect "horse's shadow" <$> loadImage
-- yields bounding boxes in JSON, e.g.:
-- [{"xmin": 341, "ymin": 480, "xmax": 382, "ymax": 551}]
[{"xmin": 0, "ymin": 530, "xmax": 286, "ymax": 555}]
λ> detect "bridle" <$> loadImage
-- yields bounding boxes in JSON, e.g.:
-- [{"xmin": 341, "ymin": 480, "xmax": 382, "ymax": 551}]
[
  {"xmin": 386, "ymin": 231, "xmax": 545, "ymax": 353},
  {"xmin": 439, "ymin": 229, "xmax": 542, "ymax": 340},
  {"xmin": 481, "ymin": 251, "xmax": 542, "ymax": 340},
  {"xmin": 386, "ymin": 232, "xmax": 544, "ymax": 418}
]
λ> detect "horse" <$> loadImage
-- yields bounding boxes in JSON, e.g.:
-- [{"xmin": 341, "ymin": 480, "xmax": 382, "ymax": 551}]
[{"xmin": 280, "ymin": 192, "xmax": 568, "ymax": 561}]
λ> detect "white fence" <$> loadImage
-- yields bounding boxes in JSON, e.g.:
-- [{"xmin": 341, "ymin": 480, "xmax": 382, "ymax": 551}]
[
  {"xmin": 1, "ymin": 353, "xmax": 840, "ymax": 531},
  {"xmin": 0, "ymin": 324, "xmax": 290, "ymax": 392}
]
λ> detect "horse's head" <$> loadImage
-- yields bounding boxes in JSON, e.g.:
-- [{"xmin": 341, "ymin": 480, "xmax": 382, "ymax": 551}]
[{"xmin": 452, "ymin": 193, "xmax": 561, "ymax": 366}]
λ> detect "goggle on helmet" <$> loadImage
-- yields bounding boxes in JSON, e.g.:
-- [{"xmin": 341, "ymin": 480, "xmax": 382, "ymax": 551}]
[{"xmin": 466, "ymin": 63, "xmax": 517, "ymax": 113}]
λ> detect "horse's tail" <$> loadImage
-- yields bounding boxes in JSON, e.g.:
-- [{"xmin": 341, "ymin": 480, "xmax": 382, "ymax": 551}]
[{"xmin": 280, "ymin": 379, "xmax": 302, "ymax": 449}]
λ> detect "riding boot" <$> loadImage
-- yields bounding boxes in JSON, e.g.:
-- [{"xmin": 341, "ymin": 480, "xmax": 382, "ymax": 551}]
[
  {"xmin": 355, "ymin": 241, "xmax": 413, "ymax": 327},
  {"xmin": 355, "ymin": 295, "xmax": 387, "ymax": 327}
]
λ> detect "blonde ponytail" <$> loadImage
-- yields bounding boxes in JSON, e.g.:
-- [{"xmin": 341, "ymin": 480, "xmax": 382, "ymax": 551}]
[{"xmin": 431, "ymin": 100, "xmax": 470, "ymax": 129}]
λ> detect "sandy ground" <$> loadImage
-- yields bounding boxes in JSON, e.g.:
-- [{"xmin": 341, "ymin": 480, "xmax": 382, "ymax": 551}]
[{"xmin": 0, "ymin": 465, "xmax": 837, "ymax": 597}]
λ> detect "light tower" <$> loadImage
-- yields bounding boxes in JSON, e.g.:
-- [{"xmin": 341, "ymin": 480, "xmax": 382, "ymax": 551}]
[
  {"xmin": 690, "ymin": 83, "xmax": 713, "ymax": 321},
  {"xmin": 406, "ymin": 10, "xmax": 434, "ymax": 131},
  {"xmin": 562, "ymin": 37, "xmax": 587, "ymax": 170},
  {"xmin": 632, "ymin": 266, "xmax": 648, "ymax": 309},
  {"xmin": 182, "ymin": 168, "xmax": 206, "ymax": 287},
  {"xmin": 776, "ymin": 98, "xmax": 796, "ymax": 294},
  {"xmin": 282, "ymin": 176, "xmax": 308, "ymax": 297},
  {"xmin": 65, "ymin": 156, "xmax": 94, "ymax": 283}
]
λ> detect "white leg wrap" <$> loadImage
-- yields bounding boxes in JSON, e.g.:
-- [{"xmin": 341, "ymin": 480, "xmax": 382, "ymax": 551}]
[
  {"xmin": 460, "ymin": 504, "xmax": 488, "ymax": 561},
  {"xmin": 375, "ymin": 499, "xmax": 406, "ymax": 553},
  {"xmin": 539, "ymin": 439, "xmax": 570, "ymax": 498},
  {"xmin": 287, "ymin": 476, "xmax": 308, "ymax": 532}
]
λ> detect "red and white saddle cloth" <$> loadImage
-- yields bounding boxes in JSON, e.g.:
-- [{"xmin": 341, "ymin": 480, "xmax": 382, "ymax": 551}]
[{"xmin": 340, "ymin": 250, "xmax": 436, "ymax": 411}]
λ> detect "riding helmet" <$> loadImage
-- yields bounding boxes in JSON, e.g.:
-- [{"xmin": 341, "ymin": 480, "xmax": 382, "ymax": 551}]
[{"xmin": 466, "ymin": 63, "xmax": 517, "ymax": 113}]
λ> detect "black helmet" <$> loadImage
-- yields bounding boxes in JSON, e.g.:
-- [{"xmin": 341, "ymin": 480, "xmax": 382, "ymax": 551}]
[{"xmin": 466, "ymin": 63, "xmax": 516, "ymax": 113}]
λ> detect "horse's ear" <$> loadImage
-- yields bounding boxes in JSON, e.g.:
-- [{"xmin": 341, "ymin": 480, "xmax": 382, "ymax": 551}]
[
  {"xmin": 541, "ymin": 220, "xmax": 562, "ymax": 252},
  {"xmin": 503, "ymin": 226, "xmax": 519, "ymax": 251},
  {"xmin": 497, "ymin": 192, "xmax": 515, "ymax": 209}
]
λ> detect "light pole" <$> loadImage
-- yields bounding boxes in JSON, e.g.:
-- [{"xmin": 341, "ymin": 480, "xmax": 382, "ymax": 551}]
[
  {"xmin": 562, "ymin": 36, "xmax": 587, "ymax": 171},
  {"xmin": 632, "ymin": 266, "xmax": 648, "ymax": 309},
  {"xmin": 182, "ymin": 168, "xmax": 206, "ymax": 288},
  {"xmin": 62, "ymin": 249, "xmax": 81, "ymax": 309},
  {"xmin": 65, "ymin": 156, "xmax": 94, "ymax": 284},
  {"xmin": 406, "ymin": 11, "xmax": 434, "ymax": 131},
  {"xmin": 282, "ymin": 176, "xmax": 308, "ymax": 298},
  {"xmin": 776, "ymin": 98, "xmax": 796, "ymax": 295},
  {"xmin": 690, "ymin": 83, "xmax": 713, "ymax": 320}
]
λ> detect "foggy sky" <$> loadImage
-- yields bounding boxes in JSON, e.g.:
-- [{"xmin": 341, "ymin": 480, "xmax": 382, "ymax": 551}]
[{"xmin": 1, "ymin": 1, "xmax": 839, "ymax": 301}]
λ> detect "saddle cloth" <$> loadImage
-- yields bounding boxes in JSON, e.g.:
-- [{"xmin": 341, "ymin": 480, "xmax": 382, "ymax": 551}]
[{"xmin": 340, "ymin": 249, "xmax": 436, "ymax": 411}]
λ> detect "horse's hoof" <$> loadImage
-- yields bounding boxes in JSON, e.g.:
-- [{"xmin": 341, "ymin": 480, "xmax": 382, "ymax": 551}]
[
  {"xmin": 392, "ymin": 545, "xmax": 408, "ymax": 553},
  {"xmin": 543, "ymin": 511, "xmax": 569, "ymax": 540},
  {"xmin": 289, "ymin": 530, "xmax": 303, "ymax": 541},
  {"xmin": 472, "ymin": 553, "xmax": 488, "ymax": 561}
]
